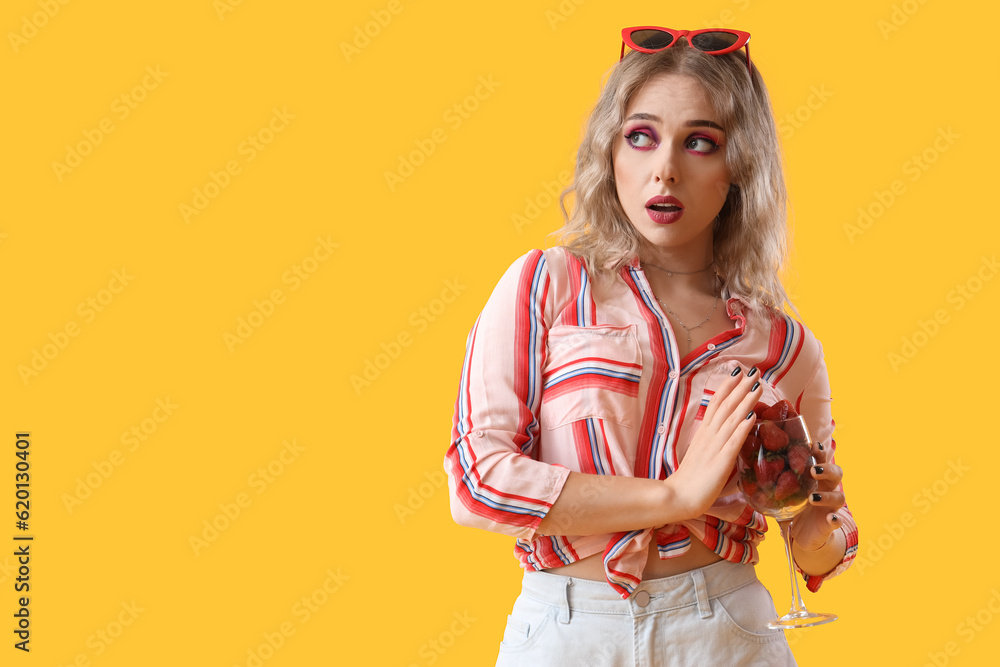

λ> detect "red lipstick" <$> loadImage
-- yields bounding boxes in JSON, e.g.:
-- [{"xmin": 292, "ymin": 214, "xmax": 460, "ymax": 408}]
[{"xmin": 645, "ymin": 195, "xmax": 684, "ymax": 224}]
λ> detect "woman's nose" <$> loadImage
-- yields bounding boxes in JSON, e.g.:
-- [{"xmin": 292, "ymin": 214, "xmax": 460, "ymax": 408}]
[{"xmin": 653, "ymin": 147, "xmax": 679, "ymax": 183}]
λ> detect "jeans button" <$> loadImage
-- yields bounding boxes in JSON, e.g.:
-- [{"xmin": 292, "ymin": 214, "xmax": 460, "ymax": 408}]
[{"xmin": 634, "ymin": 590, "xmax": 650, "ymax": 607}]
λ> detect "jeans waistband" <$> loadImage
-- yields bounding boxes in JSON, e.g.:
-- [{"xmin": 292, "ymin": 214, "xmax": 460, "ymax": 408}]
[{"xmin": 520, "ymin": 559, "xmax": 759, "ymax": 622}]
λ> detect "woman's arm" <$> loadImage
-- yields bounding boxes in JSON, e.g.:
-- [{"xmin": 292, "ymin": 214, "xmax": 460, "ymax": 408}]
[
  {"xmin": 536, "ymin": 368, "xmax": 764, "ymax": 536},
  {"xmin": 789, "ymin": 439, "xmax": 849, "ymax": 575},
  {"xmin": 789, "ymin": 348, "xmax": 858, "ymax": 587}
]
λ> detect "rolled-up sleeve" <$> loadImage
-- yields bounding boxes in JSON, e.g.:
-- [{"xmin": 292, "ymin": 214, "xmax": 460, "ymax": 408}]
[
  {"xmin": 444, "ymin": 249, "xmax": 571, "ymax": 541},
  {"xmin": 795, "ymin": 349, "xmax": 858, "ymax": 592}
]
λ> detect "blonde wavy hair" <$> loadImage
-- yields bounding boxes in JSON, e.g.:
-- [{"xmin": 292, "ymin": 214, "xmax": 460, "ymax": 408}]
[{"xmin": 554, "ymin": 43, "xmax": 790, "ymax": 311}]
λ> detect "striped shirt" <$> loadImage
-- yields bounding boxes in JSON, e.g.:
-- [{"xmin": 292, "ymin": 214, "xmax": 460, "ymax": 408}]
[{"xmin": 445, "ymin": 247, "xmax": 858, "ymax": 599}]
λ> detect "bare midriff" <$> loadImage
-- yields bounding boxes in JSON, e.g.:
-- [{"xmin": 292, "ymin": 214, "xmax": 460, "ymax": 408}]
[{"xmin": 543, "ymin": 533, "xmax": 723, "ymax": 581}]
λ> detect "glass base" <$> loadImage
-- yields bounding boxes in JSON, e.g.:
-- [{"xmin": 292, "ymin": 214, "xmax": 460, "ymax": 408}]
[{"xmin": 768, "ymin": 610, "xmax": 838, "ymax": 630}]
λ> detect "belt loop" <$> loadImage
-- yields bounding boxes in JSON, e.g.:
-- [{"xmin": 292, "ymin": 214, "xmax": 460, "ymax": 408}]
[
  {"xmin": 692, "ymin": 569, "xmax": 712, "ymax": 619},
  {"xmin": 558, "ymin": 578, "xmax": 572, "ymax": 624}
]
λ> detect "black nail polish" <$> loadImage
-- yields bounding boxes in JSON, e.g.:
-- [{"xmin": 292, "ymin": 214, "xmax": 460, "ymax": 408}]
[
  {"xmin": 751, "ymin": 381, "xmax": 760, "ymax": 392},
  {"xmin": 831, "ymin": 514, "xmax": 840, "ymax": 523},
  {"xmin": 746, "ymin": 411, "xmax": 754, "ymax": 420},
  {"xmin": 811, "ymin": 493, "xmax": 821, "ymax": 502},
  {"xmin": 816, "ymin": 442, "xmax": 824, "ymax": 451},
  {"xmin": 814, "ymin": 466, "xmax": 824, "ymax": 475},
  {"xmin": 731, "ymin": 367, "xmax": 742, "ymax": 376},
  {"xmin": 747, "ymin": 367, "xmax": 758, "ymax": 377}
]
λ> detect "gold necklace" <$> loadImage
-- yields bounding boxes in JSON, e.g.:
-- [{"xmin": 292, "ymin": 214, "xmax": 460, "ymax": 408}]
[
  {"xmin": 655, "ymin": 293, "xmax": 719, "ymax": 346},
  {"xmin": 647, "ymin": 266, "xmax": 722, "ymax": 347}
]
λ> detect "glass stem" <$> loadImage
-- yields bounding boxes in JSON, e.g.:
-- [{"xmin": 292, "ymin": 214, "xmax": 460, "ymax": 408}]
[{"xmin": 779, "ymin": 519, "xmax": 807, "ymax": 614}]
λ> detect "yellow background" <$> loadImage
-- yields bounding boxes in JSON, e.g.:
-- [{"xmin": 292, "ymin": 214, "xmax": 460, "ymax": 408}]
[{"xmin": 2, "ymin": 0, "xmax": 998, "ymax": 665}]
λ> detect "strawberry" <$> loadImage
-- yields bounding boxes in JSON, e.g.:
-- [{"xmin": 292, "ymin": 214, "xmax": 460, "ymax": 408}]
[
  {"xmin": 784, "ymin": 402, "xmax": 800, "ymax": 419},
  {"xmin": 761, "ymin": 399, "xmax": 792, "ymax": 421},
  {"xmin": 783, "ymin": 417, "xmax": 807, "ymax": 441},
  {"xmin": 758, "ymin": 421, "xmax": 789, "ymax": 452},
  {"xmin": 774, "ymin": 470, "xmax": 801, "ymax": 501},
  {"xmin": 753, "ymin": 402, "xmax": 769, "ymax": 418},
  {"xmin": 755, "ymin": 455, "xmax": 785, "ymax": 486},
  {"xmin": 788, "ymin": 444, "xmax": 812, "ymax": 475},
  {"xmin": 739, "ymin": 434, "xmax": 762, "ymax": 466},
  {"xmin": 740, "ymin": 470, "xmax": 758, "ymax": 497}
]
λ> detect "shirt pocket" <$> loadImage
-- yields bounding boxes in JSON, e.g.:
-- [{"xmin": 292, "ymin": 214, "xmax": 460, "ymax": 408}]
[
  {"xmin": 540, "ymin": 324, "xmax": 642, "ymax": 429},
  {"xmin": 693, "ymin": 360, "xmax": 780, "ymax": 423}
]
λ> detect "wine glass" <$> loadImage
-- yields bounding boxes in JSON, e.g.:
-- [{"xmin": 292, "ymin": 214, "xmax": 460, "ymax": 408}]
[{"xmin": 737, "ymin": 411, "xmax": 838, "ymax": 630}]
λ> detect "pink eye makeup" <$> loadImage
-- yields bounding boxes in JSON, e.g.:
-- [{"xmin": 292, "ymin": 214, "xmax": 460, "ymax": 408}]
[
  {"xmin": 684, "ymin": 134, "xmax": 722, "ymax": 154},
  {"xmin": 624, "ymin": 127, "xmax": 658, "ymax": 149}
]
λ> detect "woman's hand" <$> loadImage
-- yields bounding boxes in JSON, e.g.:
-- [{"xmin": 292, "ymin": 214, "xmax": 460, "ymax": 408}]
[
  {"xmin": 666, "ymin": 366, "xmax": 763, "ymax": 520},
  {"xmin": 790, "ymin": 440, "xmax": 847, "ymax": 572}
]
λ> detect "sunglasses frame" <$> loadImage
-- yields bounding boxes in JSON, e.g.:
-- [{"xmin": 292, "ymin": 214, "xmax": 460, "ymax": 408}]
[{"xmin": 620, "ymin": 27, "xmax": 752, "ymax": 75}]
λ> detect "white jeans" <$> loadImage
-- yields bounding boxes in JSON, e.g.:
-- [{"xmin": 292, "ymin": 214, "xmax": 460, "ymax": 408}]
[{"xmin": 495, "ymin": 560, "xmax": 796, "ymax": 666}]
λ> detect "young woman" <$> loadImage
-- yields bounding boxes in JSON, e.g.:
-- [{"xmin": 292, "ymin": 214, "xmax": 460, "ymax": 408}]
[{"xmin": 445, "ymin": 27, "xmax": 857, "ymax": 665}]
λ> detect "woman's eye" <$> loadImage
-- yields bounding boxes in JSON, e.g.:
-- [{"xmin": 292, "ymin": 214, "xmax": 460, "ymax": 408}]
[
  {"xmin": 686, "ymin": 136, "xmax": 718, "ymax": 153},
  {"xmin": 625, "ymin": 130, "xmax": 655, "ymax": 148}
]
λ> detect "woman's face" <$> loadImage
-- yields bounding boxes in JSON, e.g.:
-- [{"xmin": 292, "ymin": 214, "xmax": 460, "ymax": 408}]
[{"xmin": 612, "ymin": 73, "xmax": 732, "ymax": 259}]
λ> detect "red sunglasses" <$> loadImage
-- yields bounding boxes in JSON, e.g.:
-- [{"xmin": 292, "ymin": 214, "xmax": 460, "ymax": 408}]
[{"xmin": 620, "ymin": 27, "xmax": 752, "ymax": 75}]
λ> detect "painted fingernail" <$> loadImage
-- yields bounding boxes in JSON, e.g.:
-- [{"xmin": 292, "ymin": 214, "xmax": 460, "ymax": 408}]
[
  {"xmin": 830, "ymin": 514, "xmax": 840, "ymax": 524},
  {"xmin": 813, "ymin": 466, "xmax": 824, "ymax": 475},
  {"xmin": 747, "ymin": 367, "xmax": 758, "ymax": 377},
  {"xmin": 811, "ymin": 493, "xmax": 822, "ymax": 502},
  {"xmin": 731, "ymin": 367, "xmax": 742, "ymax": 376},
  {"xmin": 816, "ymin": 442, "xmax": 824, "ymax": 451},
  {"xmin": 746, "ymin": 411, "xmax": 755, "ymax": 420},
  {"xmin": 751, "ymin": 381, "xmax": 760, "ymax": 392}
]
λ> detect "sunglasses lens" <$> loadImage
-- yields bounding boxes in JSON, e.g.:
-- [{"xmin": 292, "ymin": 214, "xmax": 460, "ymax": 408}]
[
  {"xmin": 690, "ymin": 31, "xmax": 739, "ymax": 53},
  {"xmin": 629, "ymin": 29, "xmax": 675, "ymax": 50}
]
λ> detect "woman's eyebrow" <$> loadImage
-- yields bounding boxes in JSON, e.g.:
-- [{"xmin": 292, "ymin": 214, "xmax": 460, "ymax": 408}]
[
  {"xmin": 624, "ymin": 112, "xmax": 661, "ymax": 123},
  {"xmin": 623, "ymin": 113, "xmax": 725, "ymax": 132},
  {"xmin": 686, "ymin": 119, "xmax": 725, "ymax": 131}
]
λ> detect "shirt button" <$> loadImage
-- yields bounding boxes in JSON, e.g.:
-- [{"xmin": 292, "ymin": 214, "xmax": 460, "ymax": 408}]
[
  {"xmin": 634, "ymin": 590, "xmax": 651, "ymax": 607},
  {"xmin": 474, "ymin": 430, "xmax": 484, "ymax": 437},
  {"xmin": 657, "ymin": 424, "xmax": 666, "ymax": 434},
  {"xmin": 668, "ymin": 370, "xmax": 678, "ymax": 379},
  {"xmin": 707, "ymin": 343, "xmax": 716, "ymax": 350}
]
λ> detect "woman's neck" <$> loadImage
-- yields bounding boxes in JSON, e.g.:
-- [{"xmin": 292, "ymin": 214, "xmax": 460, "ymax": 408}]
[{"xmin": 639, "ymin": 247, "xmax": 717, "ymax": 298}]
